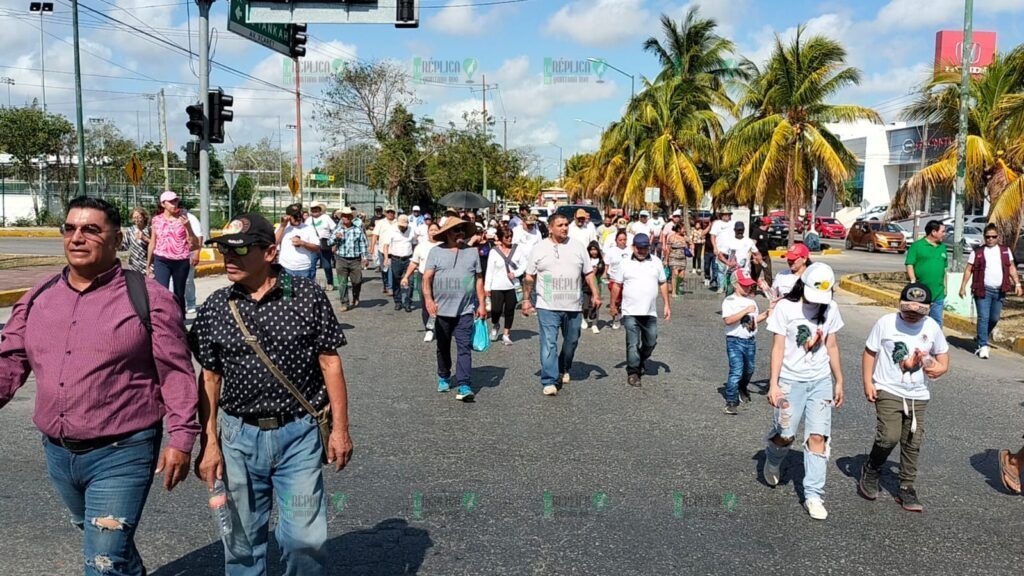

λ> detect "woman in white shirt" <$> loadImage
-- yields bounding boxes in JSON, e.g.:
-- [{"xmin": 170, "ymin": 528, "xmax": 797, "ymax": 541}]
[
  {"xmin": 485, "ymin": 226, "xmax": 528, "ymax": 345},
  {"xmin": 402, "ymin": 222, "xmax": 441, "ymax": 342},
  {"xmin": 763, "ymin": 262, "xmax": 845, "ymax": 521},
  {"xmin": 603, "ymin": 230, "xmax": 631, "ymax": 330}
]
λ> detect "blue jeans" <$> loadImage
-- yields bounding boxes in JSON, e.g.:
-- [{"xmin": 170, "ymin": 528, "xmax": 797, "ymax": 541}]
[
  {"xmin": 282, "ymin": 266, "xmax": 315, "ymax": 280},
  {"xmin": 765, "ymin": 376, "xmax": 834, "ymax": 501},
  {"xmin": 703, "ymin": 249, "xmax": 716, "ymax": 282},
  {"xmin": 185, "ymin": 261, "xmax": 197, "ymax": 310},
  {"xmin": 43, "ymin": 426, "xmax": 161, "ymax": 576},
  {"xmin": 715, "ymin": 259, "xmax": 727, "ymax": 291},
  {"xmin": 975, "ymin": 287, "xmax": 1006, "ymax": 347},
  {"xmin": 218, "ymin": 410, "xmax": 327, "ymax": 576},
  {"xmin": 928, "ymin": 298, "xmax": 944, "ymax": 326},
  {"xmin": 390, "ymin": 257, "xmax": 411, "ymax": 307},
  {"xmin": 622, "ymin": 315, "xmax": 658, "ymax": 375},
  {"xmin": 537, "ymin": 309, "xmax": 582, "ymax": 386},
  {"xmin": 153, "ymin": 255, "xmax": 189, "ymax": 315},
  {"xmin": 434, "ymin": 314, "xmax": 474, "ymax": 385},
  {"xmin": 310, "ymin": 246, "xmax": 334, "ymax": 286},
  {"xmin": 725, "ymin": 336, "xmax": 756, "ymax": 404}
]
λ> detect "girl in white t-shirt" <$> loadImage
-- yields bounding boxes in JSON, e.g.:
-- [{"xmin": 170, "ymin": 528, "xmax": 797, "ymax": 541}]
[{"xmin": 763, "ymin": 262, "xmax": 845, "ymax": 521}]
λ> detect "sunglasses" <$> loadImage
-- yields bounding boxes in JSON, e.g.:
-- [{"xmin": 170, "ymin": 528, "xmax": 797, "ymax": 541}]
[
  {"xmin": 217, "ymin": 244, "xmax": 264, "ymax": 257},
  {"xmin": 61, "ymin": 223, "xmax": 106, "ymax": 239},
  {"xmin": 985, "ymin": 235, "xmax": 998, "ymax": 239}
]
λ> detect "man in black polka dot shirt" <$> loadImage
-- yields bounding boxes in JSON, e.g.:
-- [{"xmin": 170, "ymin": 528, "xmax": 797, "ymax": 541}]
[{"xmin": 188, "ymin": 213, "xmax": 353, "ymax": 575}]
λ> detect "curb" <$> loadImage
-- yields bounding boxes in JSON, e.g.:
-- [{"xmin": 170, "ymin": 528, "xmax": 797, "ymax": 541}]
[
  {"xmin": 195, "ymin": 263, "xmax": 225, "ymax": 278},
  {"xmin": 768, "ymin": 248, "xmax": 842, "ymax": 258},
  {"xmin": 0, "ymin": 228, "xmax": 62, "ymax": 238},
  {"xmin": 840, "ymin": 273, "xmax": 1024, "ymax": 356}
]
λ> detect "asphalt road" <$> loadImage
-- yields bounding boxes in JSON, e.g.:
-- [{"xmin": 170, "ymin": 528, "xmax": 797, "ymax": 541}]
[
  {"xmin": 0, "ymin": 237, "xmax": 66, "ymax": 256},
  {"xmin": 1, "ymin": 271, "xmax": 1022, "ymax": 575}
]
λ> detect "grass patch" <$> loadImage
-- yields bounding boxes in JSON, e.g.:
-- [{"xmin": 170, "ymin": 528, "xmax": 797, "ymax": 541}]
[{"xmin": 0, "ymin": 254, "xmax": 67, "ymax": 269}]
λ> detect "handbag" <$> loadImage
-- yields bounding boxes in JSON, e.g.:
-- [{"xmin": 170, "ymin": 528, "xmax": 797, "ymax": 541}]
[
  {"xmin": 227, "ymin": 300, "xmax": 332, "ymax": 465},
  {"xmin": 472, "ymin": 318, "xmax": 491, "ymax": 352}
]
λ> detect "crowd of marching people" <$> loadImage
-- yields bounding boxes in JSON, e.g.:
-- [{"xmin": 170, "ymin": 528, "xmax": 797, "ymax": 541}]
[{"xmin": 2, "ymin": 195, "xmax": 1023, "ymax": 575}]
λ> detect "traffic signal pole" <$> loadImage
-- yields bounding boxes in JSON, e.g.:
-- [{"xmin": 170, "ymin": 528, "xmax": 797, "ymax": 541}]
[
  {"xmin": 294, "ymin": 55, "xmax": 303, "ymax": 205},
  {"xmin": 951, "ymin": 0, "xmax": 973, "ymax": 273},
  {"xmin": 197, "ymin": 0, "xmax": 212, "ymax": 238}
]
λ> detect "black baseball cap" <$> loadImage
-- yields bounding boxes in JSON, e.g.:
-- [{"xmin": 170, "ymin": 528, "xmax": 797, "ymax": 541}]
[
  {"xmin": 207, "ymin": 213, "xmax": 276, "ymax": 247},
  {"xmin": 900, "ymin": 282, "xmax": 932, "ymax": 305},
  {"xmin": 734, "ymin": 221, "xmax": 745, "ymax": 231}
]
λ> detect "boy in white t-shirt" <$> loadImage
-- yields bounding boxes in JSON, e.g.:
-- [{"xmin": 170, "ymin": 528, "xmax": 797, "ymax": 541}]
[
  {"xmin": 858, "ymin": 282, "xmax": 949, "ymax": 513},
  {"xmin": 721, "ymin": 269, "xmax": 770, "ymax": 414}
]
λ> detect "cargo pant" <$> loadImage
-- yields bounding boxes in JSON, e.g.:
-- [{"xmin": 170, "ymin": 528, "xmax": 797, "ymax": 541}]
[{"xmin": 865, "ymin": 389, "xmax": 928, "ymax": 488}]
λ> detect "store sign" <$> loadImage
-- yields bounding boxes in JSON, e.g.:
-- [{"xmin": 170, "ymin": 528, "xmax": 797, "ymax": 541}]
[
  {"xmin": 887, "ymin": 125, "xmax": 954, "ymax": 165},
  {"xmin": 934, "ymin": 30, "xmax": 997, "ymax": 75}
]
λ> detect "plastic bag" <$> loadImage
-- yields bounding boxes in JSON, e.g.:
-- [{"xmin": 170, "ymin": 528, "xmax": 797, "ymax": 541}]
[{"xmin": 472, "ymin": 318, "xmax": 491, "ymax": 352}]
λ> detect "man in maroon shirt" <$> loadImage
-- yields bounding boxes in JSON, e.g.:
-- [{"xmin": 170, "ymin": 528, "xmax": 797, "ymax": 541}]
[{"xmin": 0, "ymin": 196, "xmax": 198, "ymax": 576}]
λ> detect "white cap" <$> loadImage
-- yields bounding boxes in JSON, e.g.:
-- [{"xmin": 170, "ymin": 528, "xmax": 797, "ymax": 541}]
[
  {"xmin": 801, "ymin": 262, "xmax": 836, "ymax": 304},
  {"xmin": 672, "ymin": 209, "xmax": 682, "ymax": 216},
  {"xmin": 412, "ymin": 205, "xmax": 421, "ymax": 212},
  {"xmin": 639, "ymin": 210, "xmax": 650, "ymax": 217},
  {"xmin": 501, "ymin": 214, "xmax": 511, "ymax": 222}
]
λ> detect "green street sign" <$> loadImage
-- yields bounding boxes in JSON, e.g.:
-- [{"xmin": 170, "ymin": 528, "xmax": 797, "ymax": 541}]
[
  {"xmin": 227, "ymin": 0, "xmax": 291, "ymax": 57},
  {"xmin": 309, "ymin": 173, "xmax": 329, "ymax": 182}
]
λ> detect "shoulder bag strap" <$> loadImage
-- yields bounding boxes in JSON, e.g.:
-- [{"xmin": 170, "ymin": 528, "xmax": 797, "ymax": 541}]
[{"xmin": 227, "ymin": 299, "xmax": 321, "ymax": 419}]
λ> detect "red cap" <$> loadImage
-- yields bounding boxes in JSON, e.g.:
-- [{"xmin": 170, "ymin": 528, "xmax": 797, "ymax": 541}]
[
  {"xmin": 733, "ymin": 268, "xmax": 756, "ymax": 287},
  {"xmin": 785, "ymin": 243, "xmax": 810, "ymax": 260}
]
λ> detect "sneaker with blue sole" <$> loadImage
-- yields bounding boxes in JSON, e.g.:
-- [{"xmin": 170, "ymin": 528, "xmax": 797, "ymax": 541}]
[
  {"xmin": 455, "ymin": 385, "xmax": 475, "ymax": 401},
  {"xmin": 437, "ymin": 377, "xmax": 452, "ymax": 393}
]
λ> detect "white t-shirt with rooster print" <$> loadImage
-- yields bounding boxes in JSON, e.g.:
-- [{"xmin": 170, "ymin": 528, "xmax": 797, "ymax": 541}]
[
  {"xmin": 865, "ymin": 312, "xmax": 949, "ymax": 401},
  {"xmin": 766, "ymin": 299, "xmax": 844, "ymax": 382}
]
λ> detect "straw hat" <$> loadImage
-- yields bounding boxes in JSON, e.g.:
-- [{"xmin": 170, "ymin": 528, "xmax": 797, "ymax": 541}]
[{"xmin": 431, "ymin": 217, "xmax": 477, "ymax": 241}]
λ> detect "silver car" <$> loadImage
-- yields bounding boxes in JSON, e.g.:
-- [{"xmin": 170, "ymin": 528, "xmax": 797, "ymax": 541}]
[{"xmin": 941, "ymin": 225, "xmax": 984, "ymax": 253}]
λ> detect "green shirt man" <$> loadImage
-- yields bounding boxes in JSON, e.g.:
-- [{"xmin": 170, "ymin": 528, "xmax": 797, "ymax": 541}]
[{"xmin": 905, "ymin": 221, "xmax": 948, "ymax": 324}]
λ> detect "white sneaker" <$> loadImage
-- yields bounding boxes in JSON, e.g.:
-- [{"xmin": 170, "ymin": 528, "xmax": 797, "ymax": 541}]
[
  {"xmin": 703, "ymin": 279, "xmax": 710, "ymax": 286},
  {"xmin": 591, "ymin": 324, "xmax": 600, "ymax": 334},
  {"xmin": 804, "ymin": 497, "xmax": 828, "ymax": 520},
  {"xmin": 423, "ymin": 330, "xmax": 434, "ymax": 342},
  {"xmin": 764, "ymin": 461, "xmax": 781, "ymax": 487},
  {"xmin": 490, "ymin": 326, "xmax": 499, "ymax": 341},
  {"xmin": 543, "ymin": 385, "xmax": 558, "ymax": 396},
  {"xmin": 977, "ymin": 345, "xmax": 990, "ymax": 359},
  {"xmin": 502, "ymin": 335, "xmax": 513, "ymax": 346},
  {"xmin": 561, "ymin": 373, "xmax": 571, "ymax": 385},
  {"xmin": 612, "ymin": 320, "xmax": 621, "ymax": 330},
  {"xmin": 581, "ymin": 318, "xmax": 589, "ymax": 329}
]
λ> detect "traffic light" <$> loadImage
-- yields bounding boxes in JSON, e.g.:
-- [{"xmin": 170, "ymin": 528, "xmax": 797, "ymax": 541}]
[
  {"xmin": 209, "ymin": 88, "xmax": 233, "ymax": 144},
  {"xmin": 288, "ymin": 24, "xmax": 307, "ymax": 58},
  {"xmin": 396, "ymin": 0, "xmax": 418, "ymax": 28},
  {"xmin": 186, "ymin": 101, "xmax": 204, "ymax": 137},
  {"xmin": 185, "ymin": 140, "xmax": 199, "ymax": 175}
]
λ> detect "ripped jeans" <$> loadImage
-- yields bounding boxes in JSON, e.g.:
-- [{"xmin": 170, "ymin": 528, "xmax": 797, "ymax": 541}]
[
  {"xmin": 765, "ymin": 376, "xmax": 833, "ymax": 501},
  {"xmin": 43, "ymin": 426, "xmax": 161, "ymax": 576}
]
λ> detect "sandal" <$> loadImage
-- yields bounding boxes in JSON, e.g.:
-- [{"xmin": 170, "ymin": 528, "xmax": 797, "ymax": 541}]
[{"xmin": 998, "ymin": 449, "xmax": 1022, "ymax": 494}]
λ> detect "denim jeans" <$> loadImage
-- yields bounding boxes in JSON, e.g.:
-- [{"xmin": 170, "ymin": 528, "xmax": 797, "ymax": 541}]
[
  {"xmin": 218, "ymin": 410, "xmax": 327, "ymax": 576},
  {"xmin": 153, "ymin": 255, "xmax": 189, "ymax": 315},
  {"xmin": 185, "ymin": 260, "xmax": 197, "ymax": 310},
  {"xmin": 310, "ymin": 246, "xmax": 334, "ymax": 287},
  {"xmin": 928, "ymin": 298, "xmax": 944, "ymax": 326},
  {"xmin": 715, "ymin": 259, "xmax": 728, "ymax": 291},
  {"xmin": 622, "ymin": 315, "xmax": 658, "ymax": 375},
  {"xmin": 975, "ymin": 287, "xmax": 1006, "ymax": 347},
  {"xmin": 703, "ymin": 249, "xmax": 716, "ymax": 282},
  {"xmin": 390, "ymin": 257, "xmax": 411, "ymax": 307},
  {"xmin": 537, "ymin": 309, "xmax": 582, "ymax": 386},
  {"xmin": 434, "ymin": 314, "xmax": 474, "ymax": 385},
  {"xmin": 725, "ymin": 336, "xmax": 756, "ymax": 403},
  {"xmin": 765, "ymin": 376, "xmax": 834, "ymax": 501},
  {"xmin": 282, "ymin": 267, "xmax": 315, "ymax": 280},
  {"xmin": 43, "ymin": 426, "xmax": 161, "ymax": 576}
]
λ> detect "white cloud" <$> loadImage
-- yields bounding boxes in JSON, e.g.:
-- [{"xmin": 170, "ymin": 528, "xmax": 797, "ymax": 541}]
[
  {"xmin": 544, "ymin": 0, "xmax": 653, "ymax": 47},
  {"xmin": 875, "ymin": 0, "xmax": 1024, "ymax": 30},
  {"xmin": 429, "ymin": 0, "xmax": 505, "ymax": 37},
  {"xmin": 674, "ymin": 0, "xmax": 753, "ymax": 40}
]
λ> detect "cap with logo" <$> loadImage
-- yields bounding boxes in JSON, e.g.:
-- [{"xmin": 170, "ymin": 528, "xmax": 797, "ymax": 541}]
[
  {"xmin": 900, "ymin": 282, "xmax": 932, "ymax": 305},
  {"xmin": 785, "ymin": 243, "xmax": 810, "ymax": 260},
  {"xmin": 800, "ymin": 262, "xmax": 836, "ymax": 304},
  {"xmin": 733, "ymin": 268, "xmax": 756, "ymax": 287},
  {"xmin": 207, "ymin": 213, "xmax": 276, "ymax": 247}
]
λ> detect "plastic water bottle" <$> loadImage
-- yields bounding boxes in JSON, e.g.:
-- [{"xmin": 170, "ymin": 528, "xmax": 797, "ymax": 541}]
[
  {"xmin": 209, "ymin": 480, "xmax": 232, "ymax": 538},
  {"xmin": 426, "ymin": 316, "xmax": 436, "ymax": 331},
  {"xmin": 485, "ymin": 296, "xmax": 492, "ymax": 312}
]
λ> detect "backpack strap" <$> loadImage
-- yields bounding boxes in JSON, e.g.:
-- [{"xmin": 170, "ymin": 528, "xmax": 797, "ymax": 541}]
[
  {"xmin": 122, "ymin": 269, "xmax": 152, "ymax": 334},
  {"xmin": 25, "ymin": 274, "xmax": 62, "ymax": 315}
]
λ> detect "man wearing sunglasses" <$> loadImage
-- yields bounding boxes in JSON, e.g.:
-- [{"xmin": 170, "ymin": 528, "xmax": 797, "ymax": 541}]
[
  {"xmin": 190, "ymin": 213, "xmax": 354, "ymax": 575},
  {"xmin": 1, "ymin": 196, "xmax": 198, "ymax": 575},
  {"xmin": 958, "ymin": 224, "xmax": 1022, "ymax": 359}
]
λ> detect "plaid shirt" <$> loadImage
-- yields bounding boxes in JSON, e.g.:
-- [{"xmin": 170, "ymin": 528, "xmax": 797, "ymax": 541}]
[{"xmin": 334, "ymin": 224, "xmax": 370, "ymax": 259}]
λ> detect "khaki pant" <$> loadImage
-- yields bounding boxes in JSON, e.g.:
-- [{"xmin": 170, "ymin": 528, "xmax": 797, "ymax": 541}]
[{"xmin": 866, "ymin": 389, "xmax": 928, "ymax": 488}]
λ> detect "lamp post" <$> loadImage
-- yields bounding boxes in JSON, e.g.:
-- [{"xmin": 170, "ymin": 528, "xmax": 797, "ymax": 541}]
[
  {"xmin": 574, "ymin": 118, "xmax": 604, "ymax": 130},
  {"xmin": 587, "ymin": 57, "xmax": 635, "ymax": 164},
  {"xmin": 0, "ymin": 77, "xmax": 13, "ymax": 107},
  {"xmin": 28, "ymin": 2, "xmax": 53, "ymax": 111},
  {"xmin": 548, "ymin": 143, "xmax": 563, "ymax": 182}
]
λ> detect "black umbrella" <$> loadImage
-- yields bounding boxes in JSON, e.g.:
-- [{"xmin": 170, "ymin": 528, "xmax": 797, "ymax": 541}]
[{"xmin": 438, "ymin": 191, "xmax": 492, "ymax": 211}]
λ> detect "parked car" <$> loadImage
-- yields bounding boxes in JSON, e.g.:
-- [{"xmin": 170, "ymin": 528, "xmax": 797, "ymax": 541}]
[
  {"xmin": 814, "ymin": 217, "xmax": 847, "ymax": 239},
  {"xmin": 530, "ymin": 206, "xmax": 552, "ymax": 224},
  {"xmin": 766, "ymin": 217, "xmax": 791, "ymax": 249},
  {"xmin": 845, "ymin": 221, "xmax": 907, "ymax": 253},
  {"xmin": 856, "ymin": 204, "xmax": 890, "ymax": 221},
  {"xmin": 554, "ymin": 204, "xmax": 602, "ymax": 224},
  {"xmin": 891, "ymin": 222, "xmax": 913, "ymax": 243},
  {"xmin": 941, "ymin": 225, "xmax": 984, "ymax": 254}
]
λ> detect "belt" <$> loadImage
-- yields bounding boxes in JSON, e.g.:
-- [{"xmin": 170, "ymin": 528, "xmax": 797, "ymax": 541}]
[
  {"xmin": 47, "ymin": 426, "xmax": 157, "ymax": 454},
  {"xmin": 236, "ymin": 413, "xmax": 301, "ymax": 430},
  {"xmin": 339, "ymin": 255, "xmax": 363, "ymax": 260},
  {"xmin": 392, "ymin": 255, "xmax": 411, "ymax": 261}
]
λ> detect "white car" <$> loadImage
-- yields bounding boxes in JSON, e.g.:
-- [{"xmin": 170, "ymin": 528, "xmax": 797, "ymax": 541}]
[
  {"xmin": 891, "ymin": 222, "xmax": 913, "ymax": 243},
  {"xmin": 856, "ymin": 204, "xmax": 889, "ymax": 222}
]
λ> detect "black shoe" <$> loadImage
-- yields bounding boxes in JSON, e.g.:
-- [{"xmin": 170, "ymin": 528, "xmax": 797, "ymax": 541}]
[
  {"xmin": 627, "ymin": 373, "xmax": 641, "ymax": 387},
  {"xmin": 724, "ymin": 402, "xmax": 739, "ymax": 415},
  {"xmin": 405, "ymin": 307, "xmax": 413, "ymax": 313},
  {"xmin": 896, "ymin": 486, "xmax": 924, "ymax": 512},
  {"xmin": 394, "ymin": 302, "xmax": 402, "ymax": 310},
  {"xmin": 739, "ymin": 387, "xmax": 751, "ymax": 404},
  {"xmin": 858, "ymin": 463, "xmax": 880, "ymax": 501}
]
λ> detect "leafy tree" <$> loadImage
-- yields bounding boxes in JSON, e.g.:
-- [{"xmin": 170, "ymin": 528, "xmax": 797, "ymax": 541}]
[
  {"xmin": 316, "ymin": 60, "xmax": 418, "ymax": 146},
  {"xmin": 0, "ymin": 105, "xmax": 73, "ymax": 219}
]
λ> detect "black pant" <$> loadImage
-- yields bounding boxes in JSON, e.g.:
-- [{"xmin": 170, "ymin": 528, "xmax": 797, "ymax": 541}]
[
  {"xmin": 692, "ymin": 243, "xmax": 704, "ymax": 269},
  {"xmin": 703, "ymin": 249, "xmax": 717, "ymax": 283},
  {"xmin": 490, "ymin": 288, "xmax": 517, "ymax": 331}
]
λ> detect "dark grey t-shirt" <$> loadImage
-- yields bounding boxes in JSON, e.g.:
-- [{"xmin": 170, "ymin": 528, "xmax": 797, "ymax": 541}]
[{"xmin": 425, "ymin": 246, "xmax": 481, "ymax": 317}]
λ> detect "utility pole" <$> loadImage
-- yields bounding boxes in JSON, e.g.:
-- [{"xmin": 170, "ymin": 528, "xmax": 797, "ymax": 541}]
[
  {"xmin": 197, "ymin": 0, "xmax": 211, "ymax": 238},
  {"xmin": 502, "ymin": 116, "xmax": 515, "ymax": 152},
  {"xmin": 481, "ymin": 74, "xmax": 487, "ymax": 200},
  {"xmin": 952, "ymin": 0, "xmax": 973, "ymax": 272},
  {"xmin": 294, "ymin": 56, "xmax": 303, "ymax": 205},
  {"xmin": 71, "ymin": 0, "xmax": 85, "ymax": 196},
  {"xmin": 159, "ymin": 88, "xmax": 170, "ymax": 190}
]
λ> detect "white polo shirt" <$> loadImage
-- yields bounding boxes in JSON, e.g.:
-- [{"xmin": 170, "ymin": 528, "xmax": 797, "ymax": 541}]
[
  {"xmin": 619, "ymin": 255, "xmax": 667, "ymax": 317},
  {"xmin": 383, "ymin": 225, "xmax": 415, "ymax": 258}
]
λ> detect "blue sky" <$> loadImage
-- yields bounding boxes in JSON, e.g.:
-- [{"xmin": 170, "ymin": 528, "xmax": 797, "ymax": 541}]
[{"xmin": 2, "ymin": 0, "xmax": 1023, "ymax": 180}]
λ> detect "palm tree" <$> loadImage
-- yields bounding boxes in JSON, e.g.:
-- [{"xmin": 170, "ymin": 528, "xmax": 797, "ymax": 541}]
[
  {"xmin": 891, "ymin": 46, "xmax": 1024, "ymax": 242},
  {"xmin": 725, "ymin": 26, "xmax": 881, "ymax": 244},
  {"xmin": 642, "ymin": 6, "xmax": 744, "ymax": 91}
]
